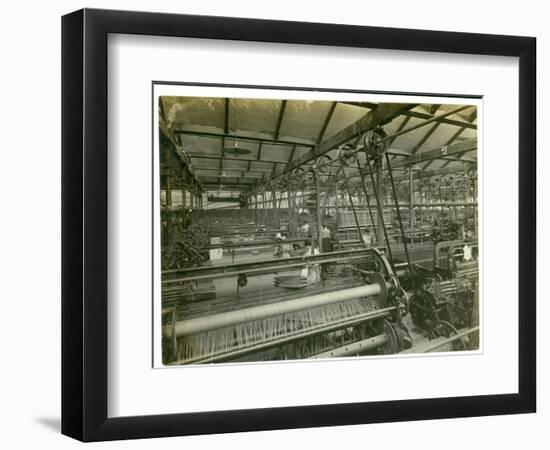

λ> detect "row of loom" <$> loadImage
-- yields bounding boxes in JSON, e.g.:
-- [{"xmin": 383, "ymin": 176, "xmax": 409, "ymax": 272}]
[{"xmin": 161, "ymin": 248, "xmax": 412, "ymax": 364}]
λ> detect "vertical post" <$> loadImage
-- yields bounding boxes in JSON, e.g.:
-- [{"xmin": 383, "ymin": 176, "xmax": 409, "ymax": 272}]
[
  {"xmin": 364, "ymin": 156, "xmax": 393, "ymax": 262},
  {"xmin": 385, "ymin": 153, "xmax": 413, "ymax": 284},
  {"xmin": 315, "ymin": 171, "xmax": 322, "ymax": 249},
  {"xmin": 196, "ymin": 191, "xmax": 199, "ymax": 220},
  {"xmin": 262, "ymin": 191, "xmax": 267, "ymax": 226},
  {"xmin": 473, "ymin": 175, "xmax": 478, "ymax": 237},
  {"xmin": 190, "ymin": 188, "xmax": 194, "ymax": 224},
  {"xmin": 344, "ymin": 180, "xmax": 366, "ymax": 248},
  {"xmin": 376, "ymin": 157, "xmax": 384, "ymax": 246},
  {"xmin": 287, "ymin": 189, "xmax": 292, "ymax": 234},
  {"xmin": 165, "ymin": 173, "xmax": 172, "ymax": 207},
  {"xmin": 356, "ymin": 160, "xmax": 377, "ymax": 233},
  {"xmin": 272, "ymin": 189, "xmax": 277, "ymax": 228},
  {"xmin": 165, "ymin": 172, "xmax": 173, "ymax": 244},
  {"xmin": 254, "ymin": 193, "xmax": 258, "ymax": 226},
  {"xmin": 181, "ymin": 168, "xmax": 187, "ymax": 227},
  {"xmin": 181, "ymin": 179, "xmax": 186, "ymax": 229},
  {"xmin": 409, "ymin": 165, "xmax": 414, "ymax": 230},
  {"xmin": 335, "ymin": 190, "xmax": 340, "ymax": 231}
]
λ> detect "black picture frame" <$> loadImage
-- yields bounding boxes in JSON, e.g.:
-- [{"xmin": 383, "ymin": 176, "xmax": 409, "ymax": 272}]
[{"xmin": 61, "ymin": 8, "xmax": 536, "ymax": 442}]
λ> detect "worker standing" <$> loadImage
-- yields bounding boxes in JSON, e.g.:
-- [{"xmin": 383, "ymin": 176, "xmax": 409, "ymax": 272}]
[
  {"xmin": 361, "ymin": 227, "xmax": 373, "ymax": 247},
  {"xmin": 301, "ymin": 239, "xmax": 321, "ymax": 285},
  {"xmin": 320, "ymin": 223, "xmax": 333, "ymax": 253}
]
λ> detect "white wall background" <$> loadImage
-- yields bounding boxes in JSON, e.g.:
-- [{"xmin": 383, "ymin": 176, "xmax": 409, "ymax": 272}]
[{"xmin": 0, "ymin": 0, "xmax": 546, "ymax": 448}]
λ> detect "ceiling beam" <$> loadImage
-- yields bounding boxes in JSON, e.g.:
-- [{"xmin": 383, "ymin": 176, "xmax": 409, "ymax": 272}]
[
  {"xmin": 288, "ymin": 144, "xmax": 297, "ymax": 164},
  {"xmin": 195, "ymin": 170, "xmax": 268, "ymax": 178},
  {"xmin": 338, "ymin": 101, "xmax": 378, "ymax": 110},
  {"xmin": 350, "ymin": 164, "xmax": 473, "ymax": 183},
  {"xmin": 273, "ymin": 100, "xmax": 287, "ymax": 141},
  {"xmin": 388, "ymin": 116, "xmax": 412, "ymax": 162},
  {"xmin": 439, "ymin": 107, "xmax": 477, "ymax": 169},
  {"xmin": 203, "ymin": 184, "xmax": 257, "ymax": 190},
  {"xmin": 339, "ymin": 101, "xmax": 476, "ymax": 130},
  {"xmin": 427, "ymin": 125, "xmax": 467, "ymax": 170},
  {"xmin": 274, "ymin": 103, "xmax": 417, "ymax": 179},
  {"xmin": 390, "ymin": 139, "xmax": 477, "ymax": 169},
  {"xmin": 466, "ymin": 108, "xmax": 477, "ymax": 123},
  {"xmin": 174, "ymin": 129, "xmax": 314, "ymax": 148},
  {"xmin": 387, "ymin": 148, "xmax": 413, "ymax": 157},
  {"xmin": 316, "ymin": 101, "xmax": 337, "ymax": 144},
  {"xmin": 189, "ymin": 153, "xmax": 285, "ymax": 165},
  {"xmin": 271, "ymin": 162, "xmax": 279, "ymax": 178},
  {"xmin": 429, "ymin": 104, "xmax": 442, "ymax": 114},
  {"xmin": 385, "ymin": 105, "xmax": 470, "ymax": 143},
  {"xmin": 401, "ymin": 109, "xmax": 477, "ymax": 130},
  {"xmin": 413, "ymin": 122, "xmax": 441, "ymax": 154}
]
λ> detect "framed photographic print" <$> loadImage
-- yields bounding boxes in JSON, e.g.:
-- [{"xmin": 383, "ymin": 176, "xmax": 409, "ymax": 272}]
[{"xmin": 62, "ymin": 8, "xmax": 536, "ymax": 442}]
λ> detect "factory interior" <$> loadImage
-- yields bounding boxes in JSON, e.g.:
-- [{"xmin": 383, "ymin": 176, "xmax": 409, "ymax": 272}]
[{"xmin": 159, "ymin": 96, "xmax": 479, "ymax": 365}]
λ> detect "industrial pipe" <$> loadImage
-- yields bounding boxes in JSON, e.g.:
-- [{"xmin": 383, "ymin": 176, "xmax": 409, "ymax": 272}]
[{"xmin": 167, "ymin": 283, "xmax": 384, "ymax": 338}]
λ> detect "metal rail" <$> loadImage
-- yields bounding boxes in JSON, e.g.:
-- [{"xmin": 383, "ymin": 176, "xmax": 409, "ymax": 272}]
[
  {"xmin": 309, "ymin": 333, "xmax": 388, "ymax": 359},
  {"xmin": 162, "ymin": 247, "xmax": 386, "ymax": 284},
  {"xmin": 422, "ymin": 326, "xmax": 480, "ymax": 353}
]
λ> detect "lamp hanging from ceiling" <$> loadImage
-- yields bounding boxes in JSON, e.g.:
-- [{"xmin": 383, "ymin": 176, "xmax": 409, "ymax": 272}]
[{"xmin": 223, "ymin": 99, "xmax": 251, "ymax": 156}]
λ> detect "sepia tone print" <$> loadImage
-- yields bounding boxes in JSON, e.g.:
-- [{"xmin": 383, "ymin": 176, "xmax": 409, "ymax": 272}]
[{"xmin": 158, "ymin": 94, "xmax": 479, "ymax": 366}]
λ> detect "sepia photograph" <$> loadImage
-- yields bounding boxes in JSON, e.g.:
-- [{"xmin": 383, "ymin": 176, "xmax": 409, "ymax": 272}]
[{"xmin": 157, "ymin": 89, "xmax": 480, "ymax": 366}]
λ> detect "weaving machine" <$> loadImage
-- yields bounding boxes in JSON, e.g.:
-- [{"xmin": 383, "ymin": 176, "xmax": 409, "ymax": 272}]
[
  {"xmin": 408, "ymin": 240, "xmax": 479, "ymax": 347},
  {"xmin": 162, "ymin": 248, "xmax": 411, "ymax": 365}
]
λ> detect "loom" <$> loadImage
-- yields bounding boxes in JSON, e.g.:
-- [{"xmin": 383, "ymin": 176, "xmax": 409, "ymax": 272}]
[
  {"xmin": 407, "ymin": 240, "xmax": 479, "ymax": 346},
  {"xmin": 162, "ymin": 248, "xmax": 411, "ymax": 365}
]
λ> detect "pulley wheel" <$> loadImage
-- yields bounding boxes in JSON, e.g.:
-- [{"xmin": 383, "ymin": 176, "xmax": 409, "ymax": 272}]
[
  {"xmin": 432, "ymin": 320, "xmax": 467, "ymax": 351},
  {"xmin": 363, "ymin": 128, "xmax": 389, "ymax": 158},
  {"xmin": 337, "ymin": 144, "xmax": 358, "ymax": 166},
  {"xmin": 314, "ymin": 155, "xmax": 332, "ymax": 173},
  {"xmin": 381, "ymin": 320, "xmax": 399, "ymax": 354}
]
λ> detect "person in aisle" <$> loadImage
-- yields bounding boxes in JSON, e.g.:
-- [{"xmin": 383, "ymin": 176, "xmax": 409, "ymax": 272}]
[
  {"xmin": 361, "ymin": 227, "xmax": 373, "ymax": 247},
  {"xmin": 320, "ymin": 223, "xmax": 333, "ymax": 253},
  {"xmin": 300, "ymin": 239, "xmax": 321, "ymax": 285}
]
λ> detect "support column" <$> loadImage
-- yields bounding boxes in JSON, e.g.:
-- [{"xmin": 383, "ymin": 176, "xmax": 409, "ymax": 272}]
[
  {"xmin": 180, "ymin": 168, "xmax": 187, "ymax": 228},
  {"xmin": 190, "ymin": 188, "xmax": 194, "ymax": 223},
  {"xmin": 165, "ymin": 172, "xmax": 173, "ymax": 244},
  {"xmin": 335, "ymin": 190, "xmax": 340, "ymax": 230},
  {"xmin": 181, "ymin": 185, "xmax": 186, "ymax": 228},
  {"xmin": 409, "ymin": 165, "xmax": 414, "ymax": 230},
  {"xmin": 315, "ymin": 172, "xmax": 322, "ymax": 248},
  {"xmin": 254, "ymin": 193, "xmax": 258, "ymax": 226},
  {"xmin": 344, "ymin": 179, "xmax": 365, "ymax": 248},
  {"xmin": 376, "ymin": 158, "xmax": 384, "ymax": 246},
  {"xmin": 272, "ymin": 190, "xmax": 277, "ymax": 228},
  {"xmin": 262, "ymin": 191, "xmax": 267, "ymax": 226},
  {"xmin": 287, "ymin": 189, "xmax": 293, "ymax": 234}
]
